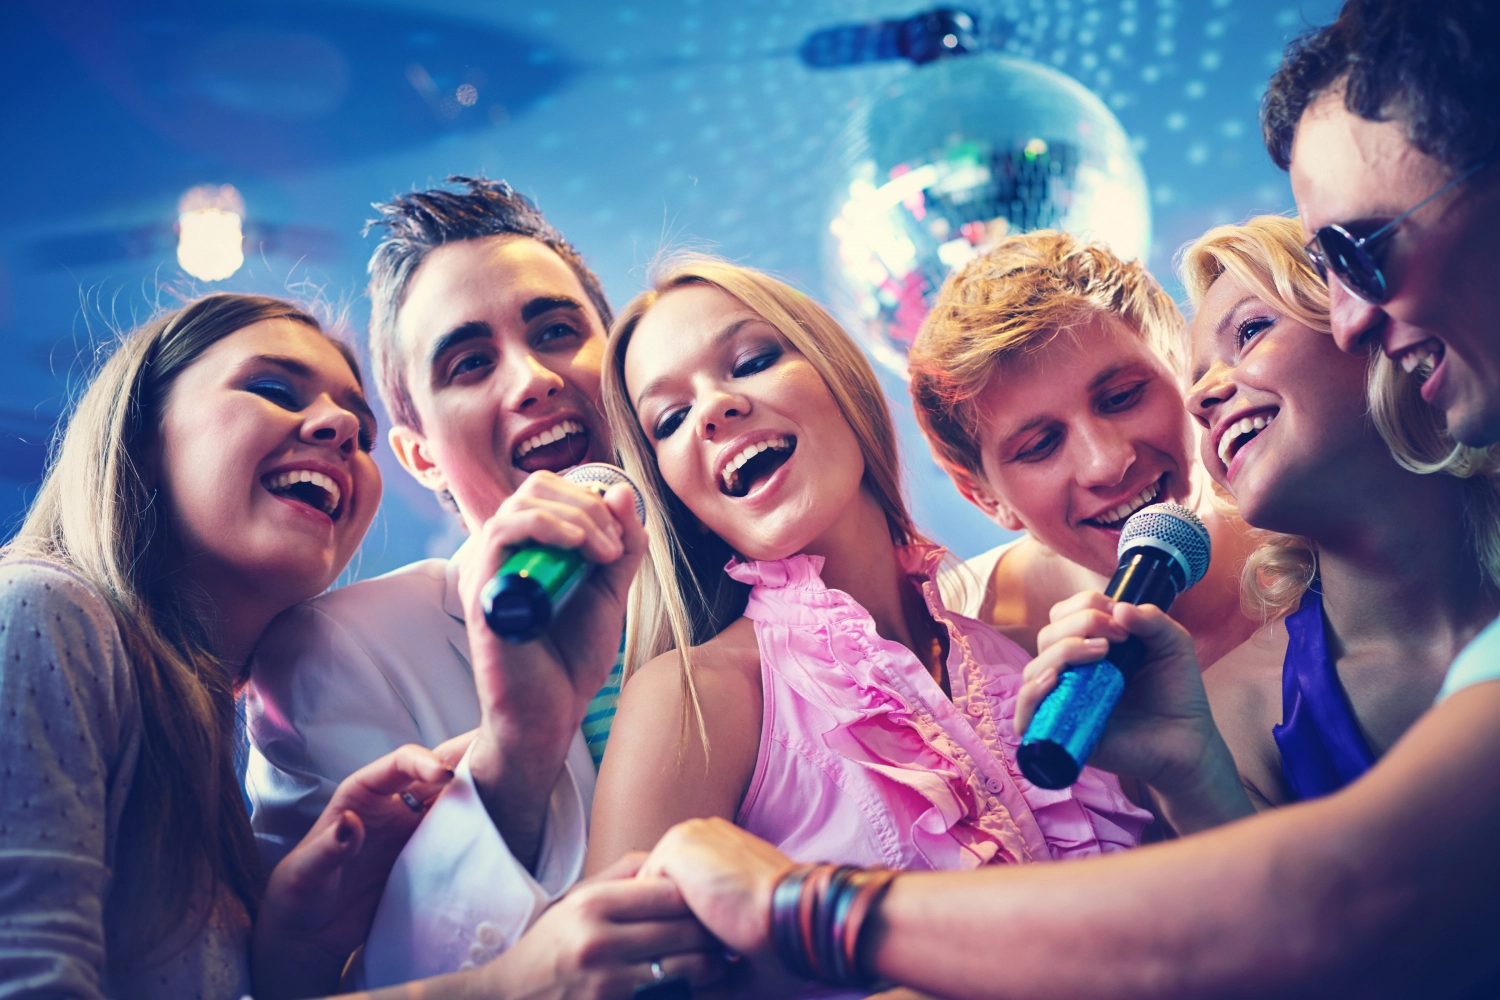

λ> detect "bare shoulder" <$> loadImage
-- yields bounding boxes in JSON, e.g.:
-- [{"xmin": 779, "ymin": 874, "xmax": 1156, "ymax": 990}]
[
  {"xmin": 1203, "ymin": 619, "xmax": 1290, "ymax": 808},
  {"xmin": 623, "ymin": 617, "xmax": 762, "ymax": 713},
  {"xmin": 590, "ymin": 618, "xmax": 764, "ymax": 872},
  {"xmin": 986, "ymin": 537, "xmax": 1095, "ymax": 654}
]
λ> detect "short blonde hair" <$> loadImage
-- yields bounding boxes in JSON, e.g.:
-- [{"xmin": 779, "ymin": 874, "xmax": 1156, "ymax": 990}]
[
  {"xmin": 909, "ymin": 230, "xmax": 1185, "ymax": 487},
  {"xmin": 602, "ymin": 256, "xmax": 919, "ymax": 744},
  {"xmin": 1179, "ymin": 214, "xmax": 1500, "ymax": 618}
]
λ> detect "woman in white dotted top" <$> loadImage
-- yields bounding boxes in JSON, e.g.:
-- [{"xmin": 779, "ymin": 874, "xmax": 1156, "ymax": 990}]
[{"xmin": 0, "ymin": 293, "xmax": 720, "ymax": 1000}]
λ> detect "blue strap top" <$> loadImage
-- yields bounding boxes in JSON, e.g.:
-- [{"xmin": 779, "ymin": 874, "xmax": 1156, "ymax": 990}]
[{"xmin": 1271, "ymin": 583, "xmax": 1378, "ymax": 801}]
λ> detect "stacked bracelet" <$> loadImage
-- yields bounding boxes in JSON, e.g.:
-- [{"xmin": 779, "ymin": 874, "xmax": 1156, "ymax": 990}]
[{"xmin": 770, "ymin": 863, "xmax": 898, "ymax": 989}]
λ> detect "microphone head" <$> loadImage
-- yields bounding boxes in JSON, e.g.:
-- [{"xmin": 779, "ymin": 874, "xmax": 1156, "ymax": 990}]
[
  {"xmin": 1118, "ymin": 502, "xmax": 1211, "ymax": 589},
  {"xmin": 563, "ymin": 463, "xmax": 646, "ymax": 525}
]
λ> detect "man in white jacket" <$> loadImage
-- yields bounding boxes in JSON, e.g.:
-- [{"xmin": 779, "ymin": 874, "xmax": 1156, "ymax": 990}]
[{"xmin": 245, "ymin": 178, "xmax": 697, "ymax": 990}]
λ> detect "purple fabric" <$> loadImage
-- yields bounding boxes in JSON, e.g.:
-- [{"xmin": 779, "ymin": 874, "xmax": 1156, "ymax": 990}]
[{"xmin": 1272, "ymin": 584, "xmax": 1377, "ymax": 801}]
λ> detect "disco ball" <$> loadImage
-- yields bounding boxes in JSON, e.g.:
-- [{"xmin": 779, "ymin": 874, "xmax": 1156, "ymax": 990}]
[{"xmin": 825, "ymin": 55, "xmax": 1151, "ymax": 376}]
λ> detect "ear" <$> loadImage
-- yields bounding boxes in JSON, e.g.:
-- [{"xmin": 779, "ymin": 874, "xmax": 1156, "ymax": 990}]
[
  {"xmin": 387, "ymin": 425, "xmax": 450, "ymax": 495},
  {"xmin": 951, "ymin": 466, "xmax": 1025, "ymax": 532}
]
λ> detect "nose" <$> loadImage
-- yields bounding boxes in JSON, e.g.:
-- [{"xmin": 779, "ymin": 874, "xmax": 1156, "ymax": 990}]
[
  {"xmin": 696, "ymin": 389, "xmax": 752, "ymax": 439},
  {"xmin": 1327, "ymin": 276, "xmax": 1386, "ymax": 355},
  {"xmin": 502, "ymin": 351, "xmax": 567, "ymax": 412},
  {"xmin": 302, "ymin": 396, "xmax": 363, "ymax": 455},
  {"xmin": 1186, "ymin": 360, "xmax": 1236, "ymax": 427},
  {"xmin": 1073, "ymin": 418, "xmax": 1136, "ymax": 490}
]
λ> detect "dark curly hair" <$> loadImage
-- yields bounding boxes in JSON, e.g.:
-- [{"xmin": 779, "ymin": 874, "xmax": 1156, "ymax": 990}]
[
  {"xmin": 364, "ymin": 176, "xmax": 613, "ymax": 431},
  {"xmin": 1262, "ymin": 0, "xmax": 1499, "ymax": 173}
]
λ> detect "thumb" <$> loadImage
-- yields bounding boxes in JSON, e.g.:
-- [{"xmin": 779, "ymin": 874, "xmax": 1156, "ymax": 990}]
[
  {"xmin": 1114, "ymin": 603, "xmax": 1196, "ymax": 659},
  {"xmin": 280, "ymin": 809, "xmax": 365, "ymax": 896},
  {"xmin": 606, "ymin": 482, "xmax": 648, "ymax": 563}
]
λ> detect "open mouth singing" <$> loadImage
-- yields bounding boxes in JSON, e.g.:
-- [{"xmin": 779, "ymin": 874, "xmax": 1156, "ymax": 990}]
[
  {"xmin": 720, "ymin": 436, "xmax": 796, "ymax": 498},
  {"xmin": 264, "ymin": 469, "xmax": 343, "ymax": 520},
  {"xmin": 514, "ymin": 419, "xmax": 591, "ymax": 474},
  {"xmin": 1083, "ymin": 474, "xmax": 1164, "ymax": 529}
]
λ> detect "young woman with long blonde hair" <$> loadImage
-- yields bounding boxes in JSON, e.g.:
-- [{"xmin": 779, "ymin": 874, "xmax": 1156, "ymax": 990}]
[
  {"xmin": 1018, "ymin": 214, "xmax": 1500, "ymax": 810},
  {"xmin": 586, "ymin": 258, "xmax": 1150, "ymax": 890}
]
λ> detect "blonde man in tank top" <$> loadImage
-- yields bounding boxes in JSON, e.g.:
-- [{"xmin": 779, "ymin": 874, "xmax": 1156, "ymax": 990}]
[{"xmin": 911, "ymin": 230, "xmax": 1257, "ymax": 669}]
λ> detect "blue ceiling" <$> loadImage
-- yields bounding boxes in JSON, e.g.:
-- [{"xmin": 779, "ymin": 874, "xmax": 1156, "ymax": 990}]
[{"xmin": 0, "ymin": 0, "xmax": 1339, "ymax": 579}]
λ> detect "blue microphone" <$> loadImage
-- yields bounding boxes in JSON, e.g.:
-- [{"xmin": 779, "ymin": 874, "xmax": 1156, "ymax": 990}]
[
  {"xmin": 1017, "ymin": 503, "xmax": 1212, "ymax": 789},
  {"xmin": 481, "ymin": 463, "xmax": 645, "ymax": 643}
]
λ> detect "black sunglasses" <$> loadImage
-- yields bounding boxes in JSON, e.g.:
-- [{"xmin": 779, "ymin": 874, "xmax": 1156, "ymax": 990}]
[{"xmin": 1304, "ymin": 159, "xmax": 1489, "ymax": 304}]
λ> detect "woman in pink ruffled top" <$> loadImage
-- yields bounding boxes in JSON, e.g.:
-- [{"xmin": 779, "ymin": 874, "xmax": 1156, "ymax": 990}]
[{"xmin": 588, "ymin": 258, "xmax": 1149, "ymax": 879}]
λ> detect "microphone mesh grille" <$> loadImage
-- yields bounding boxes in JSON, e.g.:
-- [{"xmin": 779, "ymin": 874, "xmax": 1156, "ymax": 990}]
[
  {"xmin": 1118, "ymin": 502, "xmax": 1211, "ymax": 587},
  {"xmin": 564, "ymin": 463, "xmax": 647, "ymax": 525}
]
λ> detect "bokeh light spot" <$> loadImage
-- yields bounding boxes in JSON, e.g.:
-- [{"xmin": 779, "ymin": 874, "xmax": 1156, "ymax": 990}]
[{"xmin": 176, "ymin": 184, "xmax": 245, "ymax": 282}]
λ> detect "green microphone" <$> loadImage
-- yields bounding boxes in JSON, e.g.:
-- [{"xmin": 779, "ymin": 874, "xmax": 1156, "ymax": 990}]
[{"xmin": 481, "ymin": 463, "xmax": 646, "ymax": 642}]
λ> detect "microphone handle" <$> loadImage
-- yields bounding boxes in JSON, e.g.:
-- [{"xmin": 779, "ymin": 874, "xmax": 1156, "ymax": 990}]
[
  {"xmin": 1016, "ymin": 550, "xmax": 1181, "ymax": 789},
  {"xmin": 482, "ymin": 545, "xmax": 589, "ymax": 643}
]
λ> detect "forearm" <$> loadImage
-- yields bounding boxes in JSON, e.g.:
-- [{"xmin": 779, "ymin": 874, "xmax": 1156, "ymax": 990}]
[
  {"xmin": 869, "ymin": 818, "xmax": 1374, "ymax": 1000},
  {"xmin": 1145, "ymin": 726, "xmax": 1256, "ymax": 835},
  {"xmin": 867, "ymin": 685, "xmax": 1500, "ymax": 1000},
  {"xmin": 469, "ymin": 722, "xmax": 575, "ymax": 872},
  {"xmin": 253, "ymin": 938, "xmax": 349, "ymax": 1000}
]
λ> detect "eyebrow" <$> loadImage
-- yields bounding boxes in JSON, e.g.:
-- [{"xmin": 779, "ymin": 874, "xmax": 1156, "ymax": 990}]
[
  {"xmin": 426, "ymin": 320, "xmax": 492, "ymax": 371},
  {"xmin": 630, "ymin": 316, "xmax": 758, "ymax": 410},
  {"xmin": 1088, "ymin": 363, "xmax": 1133, "ymax": 392},
  {"xmin": 995, "ymin": 362, "xmax": 1151, "ymax": 445},
  {"xmin": 520, "ymin": 295, "xmax": 585, "ymax": 323},
  {"xmin": 253, "ymin": 355, "xmax": 376, "ymax": 426}
]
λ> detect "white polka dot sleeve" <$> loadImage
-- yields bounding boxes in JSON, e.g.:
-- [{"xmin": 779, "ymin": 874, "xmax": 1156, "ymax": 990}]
[{"xmin": 0, "ymin": 559, "xmax": 140, "ymax": 1000}]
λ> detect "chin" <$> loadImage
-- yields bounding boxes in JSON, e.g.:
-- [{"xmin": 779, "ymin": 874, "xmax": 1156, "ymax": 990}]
[
  {"xmin": 1049, "ymin": 530, "xmax": 1117, "ymax": 578},
  {"xmin": 263, "ymin": 551, "xmax": 345, "ymax": 602},
  {"xmin": 1449, "ymin": 400, "xmax": 1500, "ymax": 448},
  {"xmin": 718, "ymin": 515, "xmax": 822, "ymax": 565}
]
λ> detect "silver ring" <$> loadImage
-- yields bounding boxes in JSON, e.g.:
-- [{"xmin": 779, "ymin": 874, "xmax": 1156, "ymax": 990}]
[
  {"xmin": 400, "ymin": 791, "xmax": 424, "ymax": 813},
  {"xmin": 650, "ymin": 960, "xmax": 665, "ymax": 981}
]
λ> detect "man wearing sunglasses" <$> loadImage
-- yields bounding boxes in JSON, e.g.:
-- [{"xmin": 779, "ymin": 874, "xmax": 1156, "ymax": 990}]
[
  {"xmin": 1266, "ymin": 1, "xmax": 1500, "ymax": 448},
  {"xmin": 1268, "ymin": 2, "xmax": 1500, "ymax": 778}
]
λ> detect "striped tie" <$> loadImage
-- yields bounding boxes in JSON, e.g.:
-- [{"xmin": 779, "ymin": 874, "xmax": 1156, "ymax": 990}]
[{"xmin": 580, "ymin": 637, "xmax": 625, "ymax": 769}]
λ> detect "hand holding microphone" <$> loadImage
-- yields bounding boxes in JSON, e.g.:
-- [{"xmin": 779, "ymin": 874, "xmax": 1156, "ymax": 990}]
[
  {"xmin": 1016, "ymin": 503, "xmax": 1212, "ymax": 790},
  {"xmin": 483, "ymin": 463, "xmax": 647, "ymax": 641},
  {"xmin": 457, "ymin": 465, "xmax": 648, "ymax": 862}
]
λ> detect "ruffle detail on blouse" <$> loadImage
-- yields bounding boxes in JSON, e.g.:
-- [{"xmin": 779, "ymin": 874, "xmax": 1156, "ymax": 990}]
[
  {"xmin": 725, "ymin": 552, "xmax": 828, "ymax": 591},
  {"xmin": 732, "ymin": 546, "xmax": 1149, "ymax": 870},
  {"xmin": 907, "ymin": 545, "xmax": 1151, "ymax": 858},
  {"xmin": 955, "ymin": 652, "xmax": 1150, "ymax": 859},
  {"xmin": 731, "ymin": 552, "xmax": 1036, "ymax": 866}
]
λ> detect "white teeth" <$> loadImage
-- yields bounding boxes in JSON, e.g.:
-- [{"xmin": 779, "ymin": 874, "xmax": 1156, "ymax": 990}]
[
  {"xmin": 1400, "ymin": 345, "xmax": 1437, "ymax": 374},
  {"xmin": 516, "ymin": 419, "xmax": 585, "ymax": 458},
  {"xmin": 1089, "ymin": 478, "xmax": 1161, "ymax": 526},
  {"xmin": 264, "ymin": 469, "xmax": 341, "ymax": 515},
  {"xmin": 1217, "ymin": 412, "xmax": 1277, "ymax": 467},
  {"xmin": 721, "ymin": 437, "xmax": 792, "ymax": 489}
]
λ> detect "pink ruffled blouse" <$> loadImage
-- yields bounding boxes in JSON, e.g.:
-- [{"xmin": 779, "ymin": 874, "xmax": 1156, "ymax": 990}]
[{"xmin": 732, "ymin": 544, "xmax": 1150, "ymax": 870}]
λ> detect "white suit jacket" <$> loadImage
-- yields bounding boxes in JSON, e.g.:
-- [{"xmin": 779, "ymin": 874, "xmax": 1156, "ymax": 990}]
[{"xmin": 245, "ymin": 541, "xmax": 594, "ymax": 986}]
